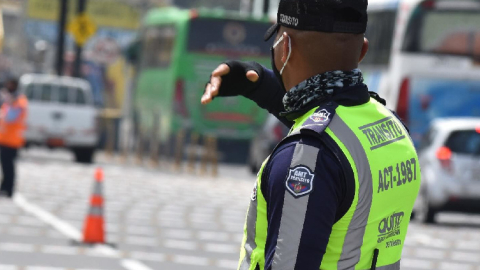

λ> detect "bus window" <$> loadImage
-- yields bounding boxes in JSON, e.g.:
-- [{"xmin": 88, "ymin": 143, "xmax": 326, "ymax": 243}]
[
  {"xmin": 140, "ymin": 26, "xmax": 176, "ymax": 69},
  {"xmin": 40, "ymin": 84, "xmax": 56, "ymax": 102},
  {"xmin": 58, "ymin": 86, "xmax": 70, "ymax": 104},
  {"xmin": 187, "ymin": 18, "xmax": 271, "ymax": 57},
  {"xmin": 363, "ymin": 10, "xmax": 396, "ymax": 65},
  {"xmin": 75, "ymin": 88, "xmax": 87, "ymax": 105},
  {"xmin": 403, "ymin": 9, "xmax": 480, "ymax": 59},
  {"xmin": 25, "ymin": 84, "xmax": 36, "ymax": 101}
]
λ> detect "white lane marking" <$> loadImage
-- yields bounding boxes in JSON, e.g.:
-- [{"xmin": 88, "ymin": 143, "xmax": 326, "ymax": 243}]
[
  {"xmin": 121, "ymin": 260, "xmax": 153, "ymax": 270},
  {"xmin": 163, "ymin": 229, "xmax": 193, "ymax": 239},
  {"xmin": 125, "ymin": 236, "xmax": 157, "ymax": 247},
  {"xmin": 439, "ymin": 262, "xmax": 474, "ymax": 270},
  {"xmin": 232, "ymin": 233, "xmax": 244, "ymax": 243},
  {"xmin": 0, "ymin": 265, "xmax": 18, "ymax": 270},
  {"xmin": 164, "ymin": 239, "xmax": 197, "ymax": 250},
  {"xmin": 451, "ymin": 251, "xmax": 480, "ymax": 262},
  {"xmin": 13, "ymin": 194, "xmax": 153, "ymax": 270},
  {"xmin": 14, "ymin": 194, "xmax": 81, "ymax": 241},
  {"xmin": 8, "ymin": 227, "xmax": 42, "ymax": 236},
  {"xmin": 125, "ymin": 226, "xmax": 155, "ymax": 235},
  {"xmin": 0, "ymin": 216, "xmax": 13, "ymax": 224},
  {"xmin": 198, "ymin": 231, "xmax": 229, "ymax": 241},
  {"xmin": 204, "ymin": 243, "xmax": 238, "ymax": 254},
  {"xmin": 172, "ymin": 255, "xmax": 209, "ymax": 266},
  {"xmin": 217, "ymin": 259, "xmax": 239, "ymax": 269},
  {"xmin": 16, "ymin": 216, "xmax": 45, "ymax": 227},
  {"xmin": 93, "ymin": 245, "xmax": 121, "ymax": 257},
  {"xmin": 25, "ymin": 267, "xmax": 65, "ymax": 270},
  {"xmin": 0, "ymin": 243, "xmax": 35, "ymax": 252},
  {"xmin": 41, "ymin": 245, "xmax": 79, "ymax": 255},
  {"xmin": 130, "ymin": 251, "xmax": 166, "ymax": 262},
  {"xmin": 401, "ymin": 258, "xmax": 434, "ymax": 269}
]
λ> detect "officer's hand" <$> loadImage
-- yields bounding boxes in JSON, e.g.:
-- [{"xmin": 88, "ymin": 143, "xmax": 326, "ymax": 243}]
[{"xmin": 201, "ymin": 61, "xmax": 262, "ymax": 105}]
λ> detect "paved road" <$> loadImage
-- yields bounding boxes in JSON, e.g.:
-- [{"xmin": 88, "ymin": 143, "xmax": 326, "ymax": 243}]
[{"xmin": 0, "ymin": 148, "xmax": 479, "ymax": 270}]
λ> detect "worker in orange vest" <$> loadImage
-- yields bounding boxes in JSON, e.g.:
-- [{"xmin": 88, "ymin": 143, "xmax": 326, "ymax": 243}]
[{"xmin": 0, "ymin": 78, "xmax": 28, "ymax": 198}]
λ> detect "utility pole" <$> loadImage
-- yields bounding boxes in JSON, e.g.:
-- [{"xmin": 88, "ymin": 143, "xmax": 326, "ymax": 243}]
[
  {"xmin": 263, "ymin": 0, "xmax": 269, "ymax": 15},
  {"xmin": 73, "ymin": 0, "xmax": 87, "ymax": 78},
  {"xmin": 55, "ymin": 0, "xmax": 68, "ymax": 76}
]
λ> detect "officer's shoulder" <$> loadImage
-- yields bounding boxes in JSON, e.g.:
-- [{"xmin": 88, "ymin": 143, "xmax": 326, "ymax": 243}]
[
  {"xmin": 270, "ymin": 134, "xmax": 328, "ymax": 163},
  {"xmin": 291, "ymin": 103, "xmax": 337, "ymax": 137}
]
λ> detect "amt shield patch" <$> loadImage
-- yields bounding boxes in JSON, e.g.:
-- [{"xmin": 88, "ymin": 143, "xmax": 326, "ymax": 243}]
[{"xmin": 285, "ymin": 166, "xmax": 315, "ymax": 197}]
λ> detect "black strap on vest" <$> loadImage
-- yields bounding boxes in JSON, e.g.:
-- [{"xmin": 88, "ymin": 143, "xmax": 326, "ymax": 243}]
[{"xmin": 371, "ymin": 249, "xmax": 380, "ymax": 270}]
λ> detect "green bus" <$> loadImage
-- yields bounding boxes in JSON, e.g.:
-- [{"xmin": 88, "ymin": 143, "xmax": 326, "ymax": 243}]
[{"xmin": 134, "ymin": 7, "xmax": 272, "ymax": 154}]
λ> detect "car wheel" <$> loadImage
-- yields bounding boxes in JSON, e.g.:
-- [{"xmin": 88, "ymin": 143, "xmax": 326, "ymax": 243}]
[
  {"xmin": 73, "ymin": 148, "xmax": 95, "ymax": 164},
  {"xmin": 424, "ymin": 206, "xmax": 437, "ymax": 224},
  {"xmin": 250, "ymin": 163, "xmax": 258, "ymax": 174},
  {"xmin": 415, "ymin": 190, "xmax": 437, "ymax": 224}
]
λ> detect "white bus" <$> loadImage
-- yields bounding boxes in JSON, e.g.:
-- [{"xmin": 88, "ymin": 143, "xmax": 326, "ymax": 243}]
[{"xmin": 361, "ymin": 0, "xmax": 480, "ymax": 145}]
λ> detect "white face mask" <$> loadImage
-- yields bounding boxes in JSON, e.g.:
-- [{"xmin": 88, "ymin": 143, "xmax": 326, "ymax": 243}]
[{"xmin": 272, "ymin": 34, "xmax": 292, "ymax": 75}]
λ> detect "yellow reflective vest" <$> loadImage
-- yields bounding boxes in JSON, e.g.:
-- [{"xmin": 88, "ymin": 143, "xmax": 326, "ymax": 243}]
[{"xmin": 239, "ymin": 98, "xmax": 421, "ymax": 270}]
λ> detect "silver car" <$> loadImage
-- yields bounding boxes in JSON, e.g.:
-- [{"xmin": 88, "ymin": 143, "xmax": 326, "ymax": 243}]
[{"xmin": 415, "ymin": 118, "xmax": 480, "ymax": 223}]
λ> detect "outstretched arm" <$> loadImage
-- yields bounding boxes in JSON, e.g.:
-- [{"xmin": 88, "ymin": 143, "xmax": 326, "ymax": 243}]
[{"xmin": 202, "ymin": 61, "xmax": 293, "ymax": 128}]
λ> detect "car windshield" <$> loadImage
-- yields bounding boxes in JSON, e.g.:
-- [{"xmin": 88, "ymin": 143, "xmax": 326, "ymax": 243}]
[{"xmin": 445, "ymin": 129, "xmax": 480, "ymax": 156}]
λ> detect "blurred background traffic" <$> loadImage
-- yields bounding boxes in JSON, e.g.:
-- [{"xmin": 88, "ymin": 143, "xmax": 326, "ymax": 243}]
[
  {"xmin": 0, "ymin": 0, "xmax": 480, "ymax": 269},
  {"xmin": 1, "ymin": 0, "xmax": 479, "ymax": 166}
]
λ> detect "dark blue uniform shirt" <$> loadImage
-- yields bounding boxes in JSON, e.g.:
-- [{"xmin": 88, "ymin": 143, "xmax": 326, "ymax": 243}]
[{"xmin": 249, "ymin": 68, "xmax": 372, "ymax": 270}]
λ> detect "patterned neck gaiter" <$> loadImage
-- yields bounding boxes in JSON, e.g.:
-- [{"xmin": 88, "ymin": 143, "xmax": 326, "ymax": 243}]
[{"xmin": 282, "ymin": 69, "xmax": 364, "ymax": 113}]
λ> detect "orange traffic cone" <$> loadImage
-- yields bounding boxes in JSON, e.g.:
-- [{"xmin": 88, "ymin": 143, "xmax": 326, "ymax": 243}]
[{"xmin": 82, "ymin": 168, "xmax": 105, "ymax": 244}]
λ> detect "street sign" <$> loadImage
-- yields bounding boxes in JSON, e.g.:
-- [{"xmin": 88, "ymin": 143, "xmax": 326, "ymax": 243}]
[{"xmin": 67, "ymin": 13, "xmax": 97, "ymax": 46}]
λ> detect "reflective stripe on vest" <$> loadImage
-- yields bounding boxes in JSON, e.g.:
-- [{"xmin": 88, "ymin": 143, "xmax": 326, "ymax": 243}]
[
  {"xmin": 329, "ymin": 114, "xmax": 373, "ymax": 269},
  {"xmin": 272, "ymin": 144, "xmax": 319, "ymax": 270},
  {"xmin": 238, "ymin": 99, "xmax": 420, "ymax": 270},
  {"xmin": 238, "ymin": 161, "xmax": 268, "ymax": 270}
]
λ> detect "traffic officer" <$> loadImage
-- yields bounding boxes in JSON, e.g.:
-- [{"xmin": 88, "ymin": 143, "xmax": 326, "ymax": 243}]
[
  {"xmin": 0, "ymin": 78, "xmax": 28, "ymax": 198},
  {"xmin": 202, "ymin": 0, "xmax": 421, "ymax": 269}
]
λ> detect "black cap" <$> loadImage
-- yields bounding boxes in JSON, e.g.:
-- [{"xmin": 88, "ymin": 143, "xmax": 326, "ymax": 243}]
[{"xmin": 264, "ymin": 0, "xmax": 368, "ymax": 41}]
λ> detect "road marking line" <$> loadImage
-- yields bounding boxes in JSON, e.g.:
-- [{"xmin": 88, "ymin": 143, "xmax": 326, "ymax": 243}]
[
  {"xmin": 13, "ymin": 194, "xmax": 153, "ymax": 270},
  {"xmin": 0, "ymin": 265, "xmax": 18, "ymax": 270},
  {"xmin": 41, "ymin": 245, "xmax": 78, "ymax": 255},
  {"xmin": 198, "ymin": 231, "xmax": 229, "ymax": 241},
  {"xmin": 14, "ymin": 194, "xmax": 81, "ymax": 241},
  {"xmin": 121, "ymin": 260, "xmax": 153, "ymax": 270},
  {"xmin": 172, "ymin": 255, "xmax": 209, "ymax": 266},
  {"xmin": 25, "ymin": 267, "xmax": 65, "ymax": 270},
  {"xmin": 125, "ymin": 236, "xmax": 157, "ymax": 247},
  {"xmin": 217, "ymin": 259, "xmax": 239, "ymax": 269},
  {"xmin": 204, "ymin": 243, "xmax": 238, "ymax": 254},
  {"xmin": 401, "ymin": 258, "xmax": 434, "ymax": 269},
  {"xmin": 0, "ymin": 243, "xmax": 36, "ymax": 252},
  {"xmin": 130, "ymin": 251, "xmax": 166, "ymax": 262},
  {"xmin": 8, "ymin": 227, "xmax": 42, "ymax": 236},
  {"xmin": 162, "ymin": 229, "xmax": 193, "ymax": 239},
  {"xmin": 0, "ymin": 216, "xmax": 13, "ymax": 224},
  {"xmin": 164, "ymin": 239, "xmax": 197, "ymax": 250}
]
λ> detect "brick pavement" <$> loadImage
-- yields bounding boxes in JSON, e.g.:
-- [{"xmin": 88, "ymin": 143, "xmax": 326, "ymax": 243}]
[{"xmin": 0, "ymin": 149, "xmax": 479, "ymax": 269}]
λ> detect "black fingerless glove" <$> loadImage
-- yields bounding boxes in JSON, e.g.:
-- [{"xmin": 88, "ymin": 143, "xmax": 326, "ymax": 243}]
[{"xmin": 216, "ymin": 61, "xmax": 264, "ymax": 97}]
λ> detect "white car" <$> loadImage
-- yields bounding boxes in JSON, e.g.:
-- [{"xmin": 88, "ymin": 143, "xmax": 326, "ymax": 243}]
[
  {"xmin": 415, "ymin": 118, "xmax": 480, "ymax": 223},
  {"xmin": 20, "ymin": 74, "xmax": 99, "ymax": 163}
]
